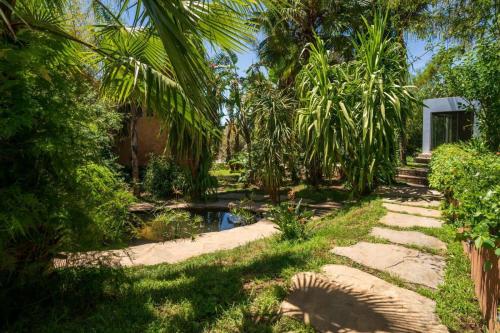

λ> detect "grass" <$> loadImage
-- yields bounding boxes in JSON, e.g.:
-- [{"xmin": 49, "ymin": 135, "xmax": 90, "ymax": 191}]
[
  {"xmin": 5, "ymin": 197, "xmax": 483, "ymax": 332},
  {"xmin": 292, "ymin": 183, "xmax": 350, "ymax": 203},
  {"xmin": 210, "ymin": 168, "xmax": 242, "ymax": 178}
]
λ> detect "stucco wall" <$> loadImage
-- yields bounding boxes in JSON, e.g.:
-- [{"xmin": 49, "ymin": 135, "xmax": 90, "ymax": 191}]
[{"xmin": 115, "ymin": 116, "xmax": 168, "ymax": 167}]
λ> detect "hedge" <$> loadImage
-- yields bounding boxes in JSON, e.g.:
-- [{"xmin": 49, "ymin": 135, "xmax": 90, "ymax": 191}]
[{"xmin": 429, "ymin": 143, "xmax": 499, "ymax": 256}]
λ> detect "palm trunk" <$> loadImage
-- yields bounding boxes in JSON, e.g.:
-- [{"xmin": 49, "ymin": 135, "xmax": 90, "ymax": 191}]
[
  {"xmin": 233, "ymin": 126, "xmax": 240, "ymax": 153},
  {"xmin": 225, "ymin": 122, "xmax": 232, "ymax": 163},
  {"xmin": 130, "ymin": 105, "xmax": 140, "ymax": 197}
]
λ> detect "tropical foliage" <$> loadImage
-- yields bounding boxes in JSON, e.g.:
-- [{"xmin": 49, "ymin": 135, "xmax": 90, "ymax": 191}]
[
  {"xmin": 251, "ymin": 81, "xmax": 297, "ymax": 202},
  {"xmin": 270, "ymin": 200, "xmax": 313, "ymax": 241},
  {"xmin": 296, "ymin": 13, "xmax": 417, "ymax": 195}
]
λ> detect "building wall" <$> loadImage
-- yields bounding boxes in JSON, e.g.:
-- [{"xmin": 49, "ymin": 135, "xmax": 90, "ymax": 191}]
[{"xmin": 115, "ymin": 115, "xmax": 168, "ymax": 167}]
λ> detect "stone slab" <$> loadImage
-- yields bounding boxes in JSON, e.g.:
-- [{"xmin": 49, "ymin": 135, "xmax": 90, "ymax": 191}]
[
  {"xmin": 331, "ymin": 242, "xmax": 445, "ymax": 289},
  {"xmin": 59, "ymin": 220, "xmax": 278, "ymax": 267},
  {"xmin": 376, "ymin": 185, "xmax": 442, "ymax": 200},
  {"xmin": 381, "ymin": 212, "xmax": 443, "ymax": 229},
  {"xmin": 383, "ymin": 203, "xmax": 441, "ymax": 218},
  {"xmin": 371, "ymin": 227, "xmax": 446, "ymax": 250},
  {"xmin": 281, "ymin": 266, "xmax": 448, "ymax": 332},
  {"xmin": 382, "ymin": 197, "xmax": 441, "ymax": 208}
]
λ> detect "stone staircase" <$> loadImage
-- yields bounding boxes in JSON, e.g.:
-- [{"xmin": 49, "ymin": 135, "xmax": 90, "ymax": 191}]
[{"xmin": 396, "ymin": 153, "xmax": 432, "ymax": 186}]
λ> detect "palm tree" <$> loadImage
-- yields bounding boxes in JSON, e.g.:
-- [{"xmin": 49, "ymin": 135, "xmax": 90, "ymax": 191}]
[
  {"xmin": 1, "ymin": 0, "xmax": 269, "ymax": 196},
  {"xmin": 296, "ymin": 11, "xmax": 417, "ymax": 196},
  {"xmin": 258, "ymin": 0, "xmax": 373, "ymax": 87}
]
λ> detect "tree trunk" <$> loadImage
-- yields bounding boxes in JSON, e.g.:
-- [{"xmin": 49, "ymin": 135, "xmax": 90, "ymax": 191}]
[
  {"xmin": 233, "ymin": 126, "xmax": 240, "ymax": 154},
  {"xmin": 306, "ymin": 156, "xmax": 323, "ymax": 186},
  {"xmin": 399, "ymin": 130, "xmax": 407, "ymax": 166},
  {"xmin": 225, "ymin": 122, "xmax": 232, "ymax": 163},
  {"xmin": 130, "ymin": 105, "xmax": 140, "ymax": 197},
  {"xmin": 247, "ymin": 139, "xmax": 254, "ymax": 184}
]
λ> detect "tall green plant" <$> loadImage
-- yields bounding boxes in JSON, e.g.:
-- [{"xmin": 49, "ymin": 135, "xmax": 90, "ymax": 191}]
[
  {"xmin": 251, "ymin": 82, "xmax": 296, "ymax": 202},
  {"xmin": 297, "ymin": 12, "xmax": 417, "ymax": 195}
]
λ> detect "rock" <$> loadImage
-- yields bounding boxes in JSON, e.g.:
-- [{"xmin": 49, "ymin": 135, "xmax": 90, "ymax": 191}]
[
  {"xmin": 331, "ymin": 242, "xmax": 445, "ymax": 289},
  {"xmin": 376, "ymin": 185, "xmax": 442, "ymax": 200},
  {"xmin": 280, "ymin": 265, "xmax": 448, "ymax": 333},
  {"xmin": 383, "ymin": 203, "xmax": 442, "ymax": 218},
  {"xmin": 381, "ymin": 212, "xmax": 443, "ymax": 229},
  {"xmin": 382, "ymin": 197, "xmax": 441, "ymax": 208},
  {"xmin": 371, "ymin": 227, "xmax": 446, "ymax": 250}
]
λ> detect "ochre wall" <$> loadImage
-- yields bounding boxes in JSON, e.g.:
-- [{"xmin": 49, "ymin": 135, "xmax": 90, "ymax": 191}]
[
  {"xmin": 115, "ymin": 115, "xmax": 168, "ymax": 167},
  {"xmin": 463, "ymin": 242, "xmax": 500, "ymax": 332}
]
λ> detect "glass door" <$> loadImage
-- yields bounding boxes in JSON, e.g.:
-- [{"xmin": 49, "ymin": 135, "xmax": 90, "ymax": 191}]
[{"xmin": 431, "ymin": 111, "xmax": 473, "ymax": 150}]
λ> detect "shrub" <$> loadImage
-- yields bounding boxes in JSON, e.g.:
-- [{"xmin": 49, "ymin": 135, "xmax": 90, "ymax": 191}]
[
  {"xmin": 138, "ymin": 209, "xmax": 203, "ymax": 241},
  {"xmin": 143, "ymin": 155, "xmax": 188, "ymax": 198},
  {"xmin": 429, "ymin": 143, "xmax": 499, "ymax": 254},
  {"xmin": 229, "ymin": 199, "xmax": 257, "ymax": 225},
  {"xmin": 269, "ymin": 200, "xmax": 313, "ymax": 241},
  {"xmin": 75, "ymin": 163, "xmax": 135, "ymax": 244}
]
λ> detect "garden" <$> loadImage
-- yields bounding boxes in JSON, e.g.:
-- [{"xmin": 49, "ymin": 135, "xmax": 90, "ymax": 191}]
[{"xmin": 0, "ymin": 0, "xmax": 498, "ymax": 332}]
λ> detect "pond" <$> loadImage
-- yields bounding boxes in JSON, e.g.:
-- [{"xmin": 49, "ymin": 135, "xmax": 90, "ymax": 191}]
[{"xmin": 193, "ymin": 209, "xmax": 260, "ymax": 233}]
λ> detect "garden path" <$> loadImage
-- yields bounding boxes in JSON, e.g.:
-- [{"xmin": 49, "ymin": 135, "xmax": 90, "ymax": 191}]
[
  {"xmin": 59, "ymin": 219, "xmax": 278, "ymax": 267},
  {"xmin": 281, "ymin": 187, "xmax": 450, "ymax": 332}
]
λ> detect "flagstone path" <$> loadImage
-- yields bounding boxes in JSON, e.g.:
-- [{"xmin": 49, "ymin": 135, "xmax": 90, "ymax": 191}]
[
  {"xmin": 381, "ymin": 211, "xmax": 443, "ymax": 228},
  {"xmin": 281, "ymin": 186, "xmax": 450, "ymax": 332},
  {"xmin": 371, "ymin": 227, "xmax": 446, "ymax": 250},
  {"xmin": 58, "ymin": 219, "xmax": 278, "ymax": 267}
]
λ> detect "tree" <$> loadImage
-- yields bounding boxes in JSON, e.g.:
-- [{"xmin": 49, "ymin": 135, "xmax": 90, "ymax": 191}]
[
  {"xmin": 251, "ymin": 81, "xmax": 297, "ymax": 202},
  {"xmin": 258, "ymin": 0, "xmax": 373, "ymax": 86},
  {"xmin": 296, "ymin": 12, "xmax": 417, "ymax": 195},
  {"xmin": 1, "ymin": 0, "xmax": 268, "ymax": 196}
]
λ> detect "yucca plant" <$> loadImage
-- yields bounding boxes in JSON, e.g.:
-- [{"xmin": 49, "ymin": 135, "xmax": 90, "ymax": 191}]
[
  {"xmin": 251, "ymin": 81, "xmax": 297, "ymax": 203},
  {"xmin": 296, "ymin": 11, "xmax": 417, "ymax": 196}
]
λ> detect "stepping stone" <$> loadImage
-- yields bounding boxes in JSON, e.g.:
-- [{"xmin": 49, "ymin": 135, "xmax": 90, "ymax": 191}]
[
  {"xmin": 376, "ymin": 185, "xmax": 442, "ymax": 200},
  {"xmin": 383, "ymin": 202, "xmax": 441, "ymax": 218},
  {"xmin": 331, "ymin": 242, "xmax": 445, "ymax": 289},
  {"xmin": 381, "ymin": 212, "xmax": 443, "ymax": 229},
  {"xmin": 383, "ymin": 197, "xmax": 441, "ymax": 208},
  {"xmin": 281, "ymin": 266, "xmax": 448, "ymax": 333},
  {"xmin": 371, "ymin": 227, "xmax": 446, "ymax": 250}
]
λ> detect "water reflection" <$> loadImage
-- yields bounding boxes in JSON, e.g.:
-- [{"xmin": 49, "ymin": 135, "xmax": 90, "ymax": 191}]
[{"xmin": 196, "ymin": 211, "xmax": 241, "ymax": 232}]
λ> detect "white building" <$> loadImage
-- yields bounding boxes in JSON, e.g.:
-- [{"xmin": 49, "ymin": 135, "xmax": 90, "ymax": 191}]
[{"xmin": 422, "ymin": 97, "xmax": 480, "ymax": 153}]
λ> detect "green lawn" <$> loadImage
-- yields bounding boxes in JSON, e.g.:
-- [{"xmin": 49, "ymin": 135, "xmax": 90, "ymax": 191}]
[{"xmin": 9, "ymin": 198, "xmax": 482, "ymax": 332}]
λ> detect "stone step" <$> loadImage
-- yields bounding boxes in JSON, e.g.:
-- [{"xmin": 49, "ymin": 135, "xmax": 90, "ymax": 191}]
[
  {"xmin": 415, "ymin": 156, "xmax": 431, "ymax": 164},
  {"xmin": 371, "ymin": 227, "xmax": 446, "ymax": 250},
  {"xmin": 397, "ymin": 167, "xmax": 429, "ymax": 177},
  {"xmin": 280, "ymin": 266, "xmax": 448, "ymax": 333},
  {"xmin": 395, "ymin": 174, "xmax": 429, "ymax": 186},
  {"xmin": 331, "ymin": 242, "xmax": 445, "ymax": 289},
  {"xmin": 381, "ymin": 212, "xmax": 443, "ymax": 229},
  {"xmin": 382, "ymin": 198, "xmax": 441, "ymax": 209},
  {"xmin": 383, "ymin": 202, "xmax": 441, "ymax": 218},
  {"xmin": 376, "ymin": 185, "xmax": 442, "ymax": 200}
]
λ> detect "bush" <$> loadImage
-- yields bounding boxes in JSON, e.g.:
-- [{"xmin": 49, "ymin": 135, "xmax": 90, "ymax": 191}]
[
  {"xmin": 143, "ymin": 155, "xmax": 188, "ymax": 198},
  {"xmin": 138, "ymin": 209, "xmax": 203, "ymax": 241},
  {"xmin": 269, "ymin": 200, "xmax": 313, "ymax": 241},
  {"xmin": 229, "ymin": 199, "xmax": 257, "ymax": 225},
  {"xmin": 75, "ymin": 163, "xmax": 135, "ymax": 244},
  {"xmin": 429, "ymin": 143, "xmax": 499, "ymax": 254}
]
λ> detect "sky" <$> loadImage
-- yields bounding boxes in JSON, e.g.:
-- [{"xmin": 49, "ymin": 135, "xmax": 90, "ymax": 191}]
[{"xmin": 230, "ymin": 34, "xmax": 435, "ymax": 77}]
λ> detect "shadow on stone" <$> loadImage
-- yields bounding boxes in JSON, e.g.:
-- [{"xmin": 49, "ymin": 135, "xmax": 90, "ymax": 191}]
[{"xmin": 281, "ymin": 272, "xmax": 435, "ymax": 333}]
